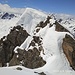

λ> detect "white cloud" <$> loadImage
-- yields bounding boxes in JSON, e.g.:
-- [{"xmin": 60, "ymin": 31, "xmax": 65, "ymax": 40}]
[{"xmin": 0, "ymin": 3, "xmax": 25, "ymax": 14}]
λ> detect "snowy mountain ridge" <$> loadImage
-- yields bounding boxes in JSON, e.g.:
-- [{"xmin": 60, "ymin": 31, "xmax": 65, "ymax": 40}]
[
  {"xmin": 0, "ymin": 4, "xmax": 75, "ymax": 75},
  {"xmin": 17, "ymin": 8, "xmax": 47, "ymax": 34}
]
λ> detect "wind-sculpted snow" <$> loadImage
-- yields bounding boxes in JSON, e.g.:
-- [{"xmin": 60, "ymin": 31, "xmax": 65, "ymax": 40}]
[
  {"xmin": 17, "ymin": 8, "xmax": 47, "ymax": 35},
  {"xmin": 0, "ymin": 4, "xmax": 75, "ymax": 75},
  {"xmin": 33, "ymin": 25, "xmax": 75, "ymax": 75}
]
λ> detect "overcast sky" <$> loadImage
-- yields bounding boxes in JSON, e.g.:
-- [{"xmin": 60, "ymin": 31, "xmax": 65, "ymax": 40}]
[{"xmin": 0, "ymin": 0, "xmax": 75, "ymax": 15}]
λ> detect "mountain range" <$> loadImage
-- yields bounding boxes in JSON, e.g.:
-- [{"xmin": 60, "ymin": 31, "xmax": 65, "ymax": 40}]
[{"xmin": 0, "ymin": 3, "xmax": 75, "ymax": 75}]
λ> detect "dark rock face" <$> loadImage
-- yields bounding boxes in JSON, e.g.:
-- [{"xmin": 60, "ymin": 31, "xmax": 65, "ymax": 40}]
[
  {"xmin": 33, "ymin": 36, "xmax": 42, "ymax": 45},
  {"xmin": 55, "ymin": 21, "xmax": 69, "ymax": 32},
  {"xmin": 0, "ymin": 25, "xmax": 29, "ymax": 66},
  {"xmin": 36, "ymin": 16, "xmax": 51, "ymax": 28},
  {"xmin": 0, "ymin": 42, "xmax": 5, "ymax": 66},
  {"xmin": 35, "ymin": 16, "xmax": 52, "ymax": 33},
  {"xmin": 23, "ymin": 48, "xmax": 46, "ymax": 69},
  {"xmin": 9, "ymin": 54, "xmax": 20, "ymax": 66},
  {"xmin": 1, "ymin": 13, "xmax": 15, "ymax": 19},
  {"xmin": 55, "ymin": 19, "xmax": 75, "ymax": 70},
  {"xmin": 1, "ymin": 13, "xmax": 9, "ymax": 19},
  {"xmin": 58, "ymin": 19, "xmax": 62, "ymax": 23},
  {"xmin": 9, "ymin": 35, "xmax": 46, "ymax": 69},
  {"xmin": 16, "ymin": 67, "xmax": 22, "ymax": 70},
  {"xmin": 9, "ymin": 48, "xmax": 46, "ymax": 69},
  {"xmin": 29, "ymin": 36, "xmax": 42, "ymax": 47},
  {"xmin": 62, "ymin": 34, "xmax": 75, "ymax": 70},
  {"xmin": 10, "ymin": 14, "xmax": 15, "ymax": 18},
  {"xmin": 7, "ymin": 26, "xmax": 29, "ymax": 46},
  {"xmin": 38, "ymin": 72, "xmax": 46, "ymax": 75},
  {"xmin": 34, "ymin": 72, "xmax": 46, "ymax": 75}
]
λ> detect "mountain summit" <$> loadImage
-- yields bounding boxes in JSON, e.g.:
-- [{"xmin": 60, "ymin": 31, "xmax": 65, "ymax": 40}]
[
  {"xmin": 17, "ymin": 8, "xmax": 47, "ymax": 34},
  {"xmin": 0, "ymin": 4, "xmax": 75, "ymax": 75}
]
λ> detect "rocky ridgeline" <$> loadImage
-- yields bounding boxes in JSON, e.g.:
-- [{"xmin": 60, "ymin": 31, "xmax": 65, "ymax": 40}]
[
  {"xmin": 36, "ymin": 16, "xmax": 51, "ymax": 28},
  {"xmin": 34, "ymin": 15, "xmax": 75, "ymax": 70},
  {"xmin": 0, "ymin": 25, "xmax": 29, "ymax": 66},
  {"xmin": 62, "ymin": 34, "xmax": 75, "ymax": 70},
  {"xmin": 0, "ymin": 25, "xmax": 46, "ymax": 68},
  {"xmin": 9, "ymin": 36, "xmax": 46, "ymax": 69},
  {"xmin": 55, "ymin": 21, "xmax": 69, "ymax": 32},
  {"xmin": 0, "ymin": 15, "xmax": 75, "ymax": 70},
  {"xmin": 1, "ymin": 12, "xmax": 15, "ymax": 19},
  {"xmin": 55, "ymin": 19, "xmax": 75, "ymax": 70},
  {"xmin": 34, "ymin": 15, "xmax": 70, "ymax": 34},
  {"xmin": 34, "ymin": 16, "xmax": 52, "ymax": 34}
]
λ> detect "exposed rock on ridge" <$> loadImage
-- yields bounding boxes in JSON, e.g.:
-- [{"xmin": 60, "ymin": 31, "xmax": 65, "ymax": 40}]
[
  {"xmin": 9, "ymin": 35, "xmax": 46, "ymax": 69},
  {"xmin": 55, "ymin": 21, "xmax": 69, "ymax": 32},
  {"xmin": 9, "ymin": 47, "xmax": 46, "ymax": 69},
  {"xmin": 0, "ymin": 25, "xmax": 29, "ymax": 66},
  {"xmin": 62, "ymin": 34, "xmax": 75, "ymax": 70}
]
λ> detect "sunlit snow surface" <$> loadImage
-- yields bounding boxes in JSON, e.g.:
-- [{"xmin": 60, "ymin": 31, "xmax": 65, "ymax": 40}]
[
  {"xmin": 17, "ymin": 8, "xmax": 47, "ymax": 35},
  {"xmin": 34, "ymin": 25, "xmax": 75, "ymax": 75},
  {"xmin": 0, "ymin": 6, "xmax": 75, "ymax": 75},
  {"xmin": 0, "ymin": 16, "xmax": 20, "ymax": 38}
]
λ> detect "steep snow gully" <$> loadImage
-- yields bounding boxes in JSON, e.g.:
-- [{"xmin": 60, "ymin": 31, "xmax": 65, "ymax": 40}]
[{"xmin": 0, "ymin": 7, "xmax": 75, "ymax": 75}]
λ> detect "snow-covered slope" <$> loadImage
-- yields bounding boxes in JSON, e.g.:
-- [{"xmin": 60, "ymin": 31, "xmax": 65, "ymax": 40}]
[
  {"xmin": 34, "ymin": 25, "xmax": 74, "ymax": 75},
  {"xmin": 16, "ymin": 14, "xmax": 75, "ymax": 75},
  {"xmin": 17, "ymin": 8, "xmax": 47, "ymax": 35},
  {"xmin": 0, "ymin": 4, "xmax": 25, "ymax": 38},
  {"xmin": 0, "ymin": 66, "xmax": 37, "ymax": 75},
  {"xmin": 0, "ymin": 7, "xmax": 47, "ymax": 38},
  {"xmin": 0, "ymin": 4, "xmax": 75, "ymax": 75},
  {"xmin": 0, "ymin": 14, "xmax": 20, "ymax": 38}
]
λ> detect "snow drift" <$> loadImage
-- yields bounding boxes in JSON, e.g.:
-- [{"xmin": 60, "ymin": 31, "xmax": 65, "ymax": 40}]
[{"xmin": 0, "ymin": 4, "xmax": 75, "ymax": 75}]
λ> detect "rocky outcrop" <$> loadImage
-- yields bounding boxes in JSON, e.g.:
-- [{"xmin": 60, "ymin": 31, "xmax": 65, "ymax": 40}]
[
  {"xmin": 36, "ymin": 16, "xmax": 51, "ymax": 28},
  {"xmin": 9, "ymin": 47, "xmax": 46, "ymax": 69},
  {"xmin": 0, "ymin": 25, "xmax": 29, "ymax": 66},
  {"xmin": 16, "ymin": 67, "xmax": 22, "ymax": 70},
  {"xmin": 54, "ymin": 18, "xmax": 75, "ymax": 70},
  {"xmin": 30, "ymin": 36, "xmax": 42, "ymax": 46},
  {"xmin": 1, "ymin": 13, "xmax": 15, "ymax": 19},
  {"xmin": 7, "ymin": 26, "xmax": 29, "ymax": 46},
  {"xmin": 55, "ymin": 21, "xmax": 69, "ymax": 32},
  {"xmin": 29, "ymin": 36, "xmax": 45, "ymax": 54},
  {"xmin": 9, "ymin": 35, "xmax": 46, "ymax": 69},
  {"xmin": 34, "ymin": 16, "xmax": 52, "ymax": 34},
  {"xmin": 62, "ymin": 34, "xmax": 75, "ymax": 70}
]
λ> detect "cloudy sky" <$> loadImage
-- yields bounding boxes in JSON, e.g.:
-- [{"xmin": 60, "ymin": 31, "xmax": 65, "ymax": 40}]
[{"xmin": 0, "ymin": 0, "xmax": 75, "ymax": 15}]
